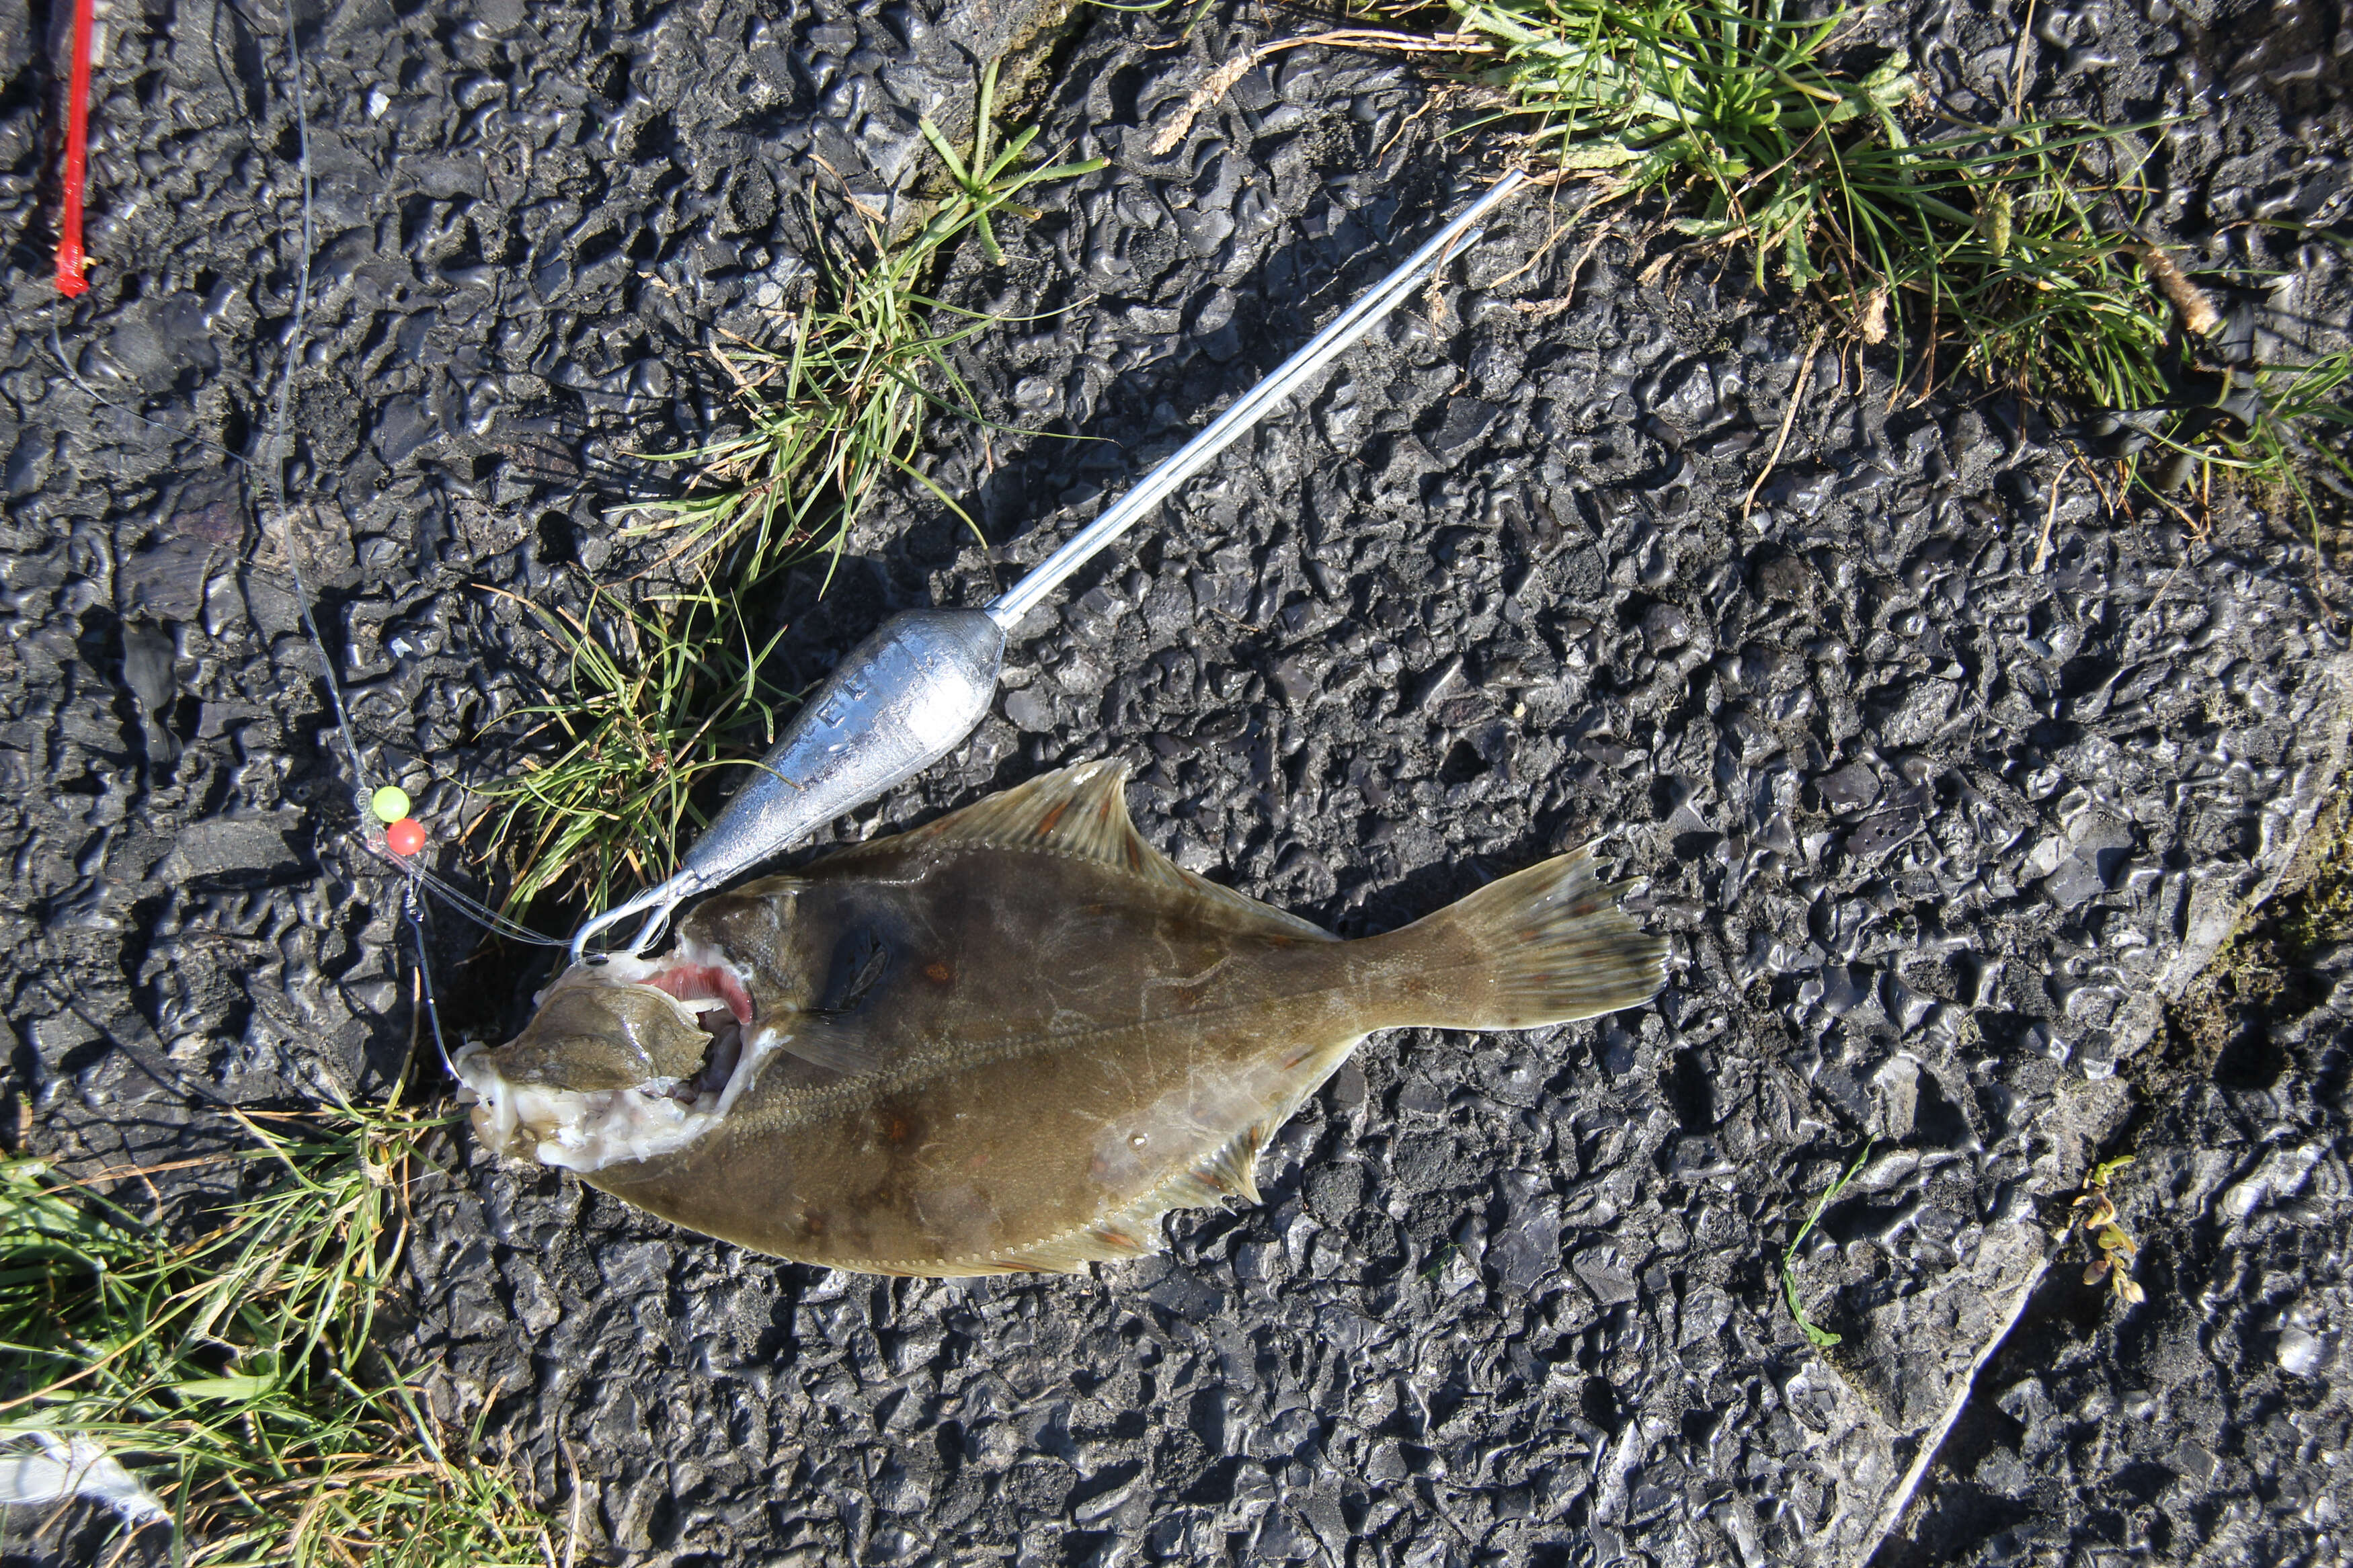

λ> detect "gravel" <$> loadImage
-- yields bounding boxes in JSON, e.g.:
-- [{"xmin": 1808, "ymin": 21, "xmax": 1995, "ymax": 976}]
[
  {"xmin": 3, "ymin": 0, "xmax": 2351, "ymax": 1563},
  {"xmin": 1878, "ymin": 867, "xmax": 2353, "ymax": 1566}
]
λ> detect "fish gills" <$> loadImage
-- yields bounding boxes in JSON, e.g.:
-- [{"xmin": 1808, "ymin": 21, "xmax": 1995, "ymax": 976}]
[{"xmin": 463, "ymin": 760, "xmax": 1666, "ymax": 1276}]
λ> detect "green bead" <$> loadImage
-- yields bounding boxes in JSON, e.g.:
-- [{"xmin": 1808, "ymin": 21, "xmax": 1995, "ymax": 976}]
[{"xmin": 370, "ymin": 785, "xmax": 412, "ymax": 825}]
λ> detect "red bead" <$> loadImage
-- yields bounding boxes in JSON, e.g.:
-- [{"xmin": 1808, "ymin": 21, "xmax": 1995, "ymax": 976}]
[{"xmin": 385, "ymin": 817, "xmax": 426, "ymax": 856}]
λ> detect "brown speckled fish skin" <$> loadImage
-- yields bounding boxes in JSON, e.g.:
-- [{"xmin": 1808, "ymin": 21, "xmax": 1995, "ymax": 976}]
[{"xmin": 485, "ymin": 760, "xmax": 1667, "ymax": 1276}]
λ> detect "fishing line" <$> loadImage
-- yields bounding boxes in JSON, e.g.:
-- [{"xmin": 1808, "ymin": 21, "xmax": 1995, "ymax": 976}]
[
  {"xmin": 405, "ymin": 866, "xmax": 571, "ymax": 949},
  {"xmin": 42, "ymin": 322, "xmax": 254, "ymax": 467},
  {"xmin": 13, "ymin": 1, "xmax": 577, "ymax": 1140},
  {"xmin": 348, "ymin": 833, "xmax": 570, "ymax": 949},
  {"xmin": 37, "ymin": 11, "xmax": 553, "ymax": 967},
  {"xmin": 262, "ymin": 4, "xmax": 374, "ymax": 819},
  {"xmin": 37, "ymin": 343, "xmax": 559, "ymax": 956},
  {"xmin": 250, "ymin": 6, "xmax": 572, "ymax": 1082},
  {"xmin": 34, "ymin": 979, "xmax": 244, "ymax": 1116},
  {"xmin": 403, "ymin": 882, "xmax": 462, "ymax": 1079},
  {"xmin": 26, "ymin": 325, "xmax": 552, "ymax": 957}
]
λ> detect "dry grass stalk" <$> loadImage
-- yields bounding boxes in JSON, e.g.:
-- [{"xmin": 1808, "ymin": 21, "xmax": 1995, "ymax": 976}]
[
  {"xmin": 1149, "ymin": 29, "xmax": 1495, "ymax": 158},
  {"xmin": 2032, "ymin": 468, "xmax": 2064, "ymax": 571},
  {"xmin": 1743, "ymin": 323, "xmax": 1829, "ymax": 526},
  {"xmin": 1150, "ymin": 56, "xmax": 1255, "ymax": 155},
  {"xmin": 2128, "ymin": 239, "xmax": 2221, "ymax": 337},
  {"xmin": 1859, "ymin": 284, "xmax": 1891, "ymax": 343}
]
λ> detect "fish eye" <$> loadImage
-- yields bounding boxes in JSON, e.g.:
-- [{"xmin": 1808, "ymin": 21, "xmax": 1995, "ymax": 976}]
[{"xmin": 584, "ymin": 954, "xmax": 609, "ymax": 967}]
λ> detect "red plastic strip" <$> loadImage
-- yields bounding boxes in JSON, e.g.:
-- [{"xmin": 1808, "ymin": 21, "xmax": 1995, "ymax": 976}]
[{"xmin": 54, "ymin": 0, "xmax": 95, "ymax": 297}]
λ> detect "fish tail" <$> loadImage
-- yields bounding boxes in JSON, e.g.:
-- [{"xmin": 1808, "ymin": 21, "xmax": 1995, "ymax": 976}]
[{"xmin": 1372, "ymin": 848, "xmax": 1667, "ymax": 1030}]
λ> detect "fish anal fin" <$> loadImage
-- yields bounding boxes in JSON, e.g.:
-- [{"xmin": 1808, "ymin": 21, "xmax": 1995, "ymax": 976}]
[
  {"xmin": 982, "ymin": 1120, "xmax": 1275, "ymax": 1274},
  {"xmin": 1196, "ymin": 1120, "xmax": 1269, "ymax": 1206},
  {"xmin": 987, "ymin": 1225, "xmax": 1152, "ymax": 1274},
  {"xmin": 862, "ymin": 760, "xmax": 1335, "ymax": 943}
]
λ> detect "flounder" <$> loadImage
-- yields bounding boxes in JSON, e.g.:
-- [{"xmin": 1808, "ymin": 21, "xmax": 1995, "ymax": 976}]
[{"xmin": 456, "ymin": 761, "xmax": 1665, "ymax": 1276}]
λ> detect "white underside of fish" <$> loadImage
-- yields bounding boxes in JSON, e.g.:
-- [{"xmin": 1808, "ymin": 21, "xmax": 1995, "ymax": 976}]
[{"xmin": 454, "ymin": 939, "xmax": 776, "ymax": 1173}]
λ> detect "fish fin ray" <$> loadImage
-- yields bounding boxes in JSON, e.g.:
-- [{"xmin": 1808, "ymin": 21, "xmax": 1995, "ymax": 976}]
[
  {"xmin": 986, "ymin": 1225, "xmax": 1153, "ymax": 1274},
  {"xmin": 1390, "ymin": 847, "xmax": 1667, "ymax": 1028},
  {"xmin": 1195, "ymin": 1119, "xmax": 1268, "ymax": 1205},
  {"xmin": 774, "ymin": 1018, "xmax": 882, "ymax": 1077},
  {"xmin": 873, "ymin": 760, "xmax": 1334, "ymax": 942}
]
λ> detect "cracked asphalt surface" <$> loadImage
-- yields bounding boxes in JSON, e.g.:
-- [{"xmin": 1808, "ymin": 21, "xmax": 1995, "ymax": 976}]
[{"xmin": 4, "ymin": 0, "xmax": 2352, "ymax": 1562}]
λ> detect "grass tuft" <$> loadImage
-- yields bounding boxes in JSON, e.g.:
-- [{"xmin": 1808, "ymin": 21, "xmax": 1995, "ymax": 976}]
[
  {"xmin": 1345, "ymin": 0, "xmax": 2352, "ymax": 539},
  {"xmin": 473, "ymin": 583, "xmax": 797, "ymax": 917},
  {"xmin": 1, "ymin": 1095, "xmax": 544, "ymax": 1565},
  {"xmin": 2167, "ymin": 352, "xmax": 2353, "ymax": 539},
  {"xmin": 1439, "ymin": 0, "xmax": 2173, "ymax": 398},
  {"xmin": 623, "ymin": 58, "xmax": 1105, "ymax": 590},
  {"xmin": 483, "ymin": 60, "xmax": 1102, "ymax": 925}
]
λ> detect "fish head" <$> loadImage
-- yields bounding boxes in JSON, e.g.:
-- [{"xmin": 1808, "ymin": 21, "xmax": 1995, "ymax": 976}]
[{"xmin": 454, "ymin": 940, "xmax": 762, "ymax": 1170}]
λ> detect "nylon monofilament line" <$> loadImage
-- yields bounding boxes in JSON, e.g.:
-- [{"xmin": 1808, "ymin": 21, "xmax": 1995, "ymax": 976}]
[
  {"xmin": 37, "ymin": 40, "xmax": 581, "ymax": 959},
  {"xmin": 257, "ymin": 5, "xmax": 487, "ymax": 1075}
]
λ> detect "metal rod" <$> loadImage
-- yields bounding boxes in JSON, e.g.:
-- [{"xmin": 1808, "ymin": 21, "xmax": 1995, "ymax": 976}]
[{"xmin": 985, "ymin": 168, "xmax": 1527, "ymax": 628}]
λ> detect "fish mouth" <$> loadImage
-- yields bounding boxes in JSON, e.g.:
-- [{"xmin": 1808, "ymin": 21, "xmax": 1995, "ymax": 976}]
[
  {"xmin": 635, "ymin": 953, "xmax": 755, "ymax": 1036},
  {"xmin": 454, "ymin": 938, "xmax": 770, "ymax": 1174}
]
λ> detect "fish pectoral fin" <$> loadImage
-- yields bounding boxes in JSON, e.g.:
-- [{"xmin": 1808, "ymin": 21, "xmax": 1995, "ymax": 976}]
[{"xmin": 776, "ymin": 1018, "xmax": 882, "ymax": 1077}]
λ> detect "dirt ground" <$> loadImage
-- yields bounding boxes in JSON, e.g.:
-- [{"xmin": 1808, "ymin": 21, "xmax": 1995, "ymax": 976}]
[
  {"xmin": 1877, "ymin": 809, "xmax": 2353, "ymax": 1565},
  {"xmin": 4, "ymin": 0, "xmax": 2352, "ymax": 1563}
]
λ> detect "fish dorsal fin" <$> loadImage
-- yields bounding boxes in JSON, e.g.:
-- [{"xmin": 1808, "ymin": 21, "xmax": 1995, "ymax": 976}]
[{"xmin": 855, "ymin": 759, "xmax": 1335, "ymax": 943}]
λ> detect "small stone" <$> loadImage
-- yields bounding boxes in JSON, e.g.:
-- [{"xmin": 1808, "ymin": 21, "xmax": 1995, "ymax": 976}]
[
  {"xmin": 1640, "ymin": 603, "xmax": 1691, "ymax": 652},
  {"xmin": 1410, "ymin": 655, "xmax": 1468, "ymax": 713},
  {"xmin": 1753, "ymin": 552, "xmax": 1814, "ymax": 601},
  {"xmin": 120, "ymin": 535, "xmax": 226, "ymax": 622},
  {"xmin": 2165, "ymin": 1440, "xmax": 2219, "ymax": 1486},
  {"xmin": 1996, "ymin": 1378, "xmax": 2051, "ymax": 1425},
  {"xmin": 159, "ymin": 813, "xmax": 305, "ymax": 882},
  {"xmin": 1571, "ymin": 1245, "xmax": 1638, "ymax": 1306},
  {"xmin": 1667, "ymin": 1134, "xmax": 1734, "ymax": 1180},
  {"xmin": 1650, "ymin": 358, "xmax": 1717, "ymax": 428},
  {"xmin": 1874, "ymin": 678, "xmax": 1959, "ymax": 747},
  {"xmin": 371, "ymin": 395, "xmax": 441, "ymax": 465},
  {"xmin": 1271, "ymin": 656, "xmax": 1316, "ymax": 707},
  {"xmin": 1814, "ymin": 763, "xmax": 1881, "ymax": 814},
  {"xmin": 2038, "ymin": 855, "xmax": 2107, "ymax": 910},
  {"xmin": 1072, "ymin": 1471, "xmax": 1140, "ymax": 1528},
  {"xmin": 1487, "ymin": 1170, "xmax": 1561, "ymax": 1293},
  {"xmin": 1003, "ymin": 689, "xmax": 1055, "ymax": 732},
  {"xmin": 1759, "ymin": 466, "xmax": 1831, "ymax": 515},
  {"xmin": 2276, "ymin": 1326, "xmax": 2327, "ymax": 1378},
  {"xmin": 1844, "ymin": 808, "xmax": 1921, "ymax": 862},
  {"xmin": 1427, "ymin": 396, "xmax": 1500, "ymax": 461}
]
